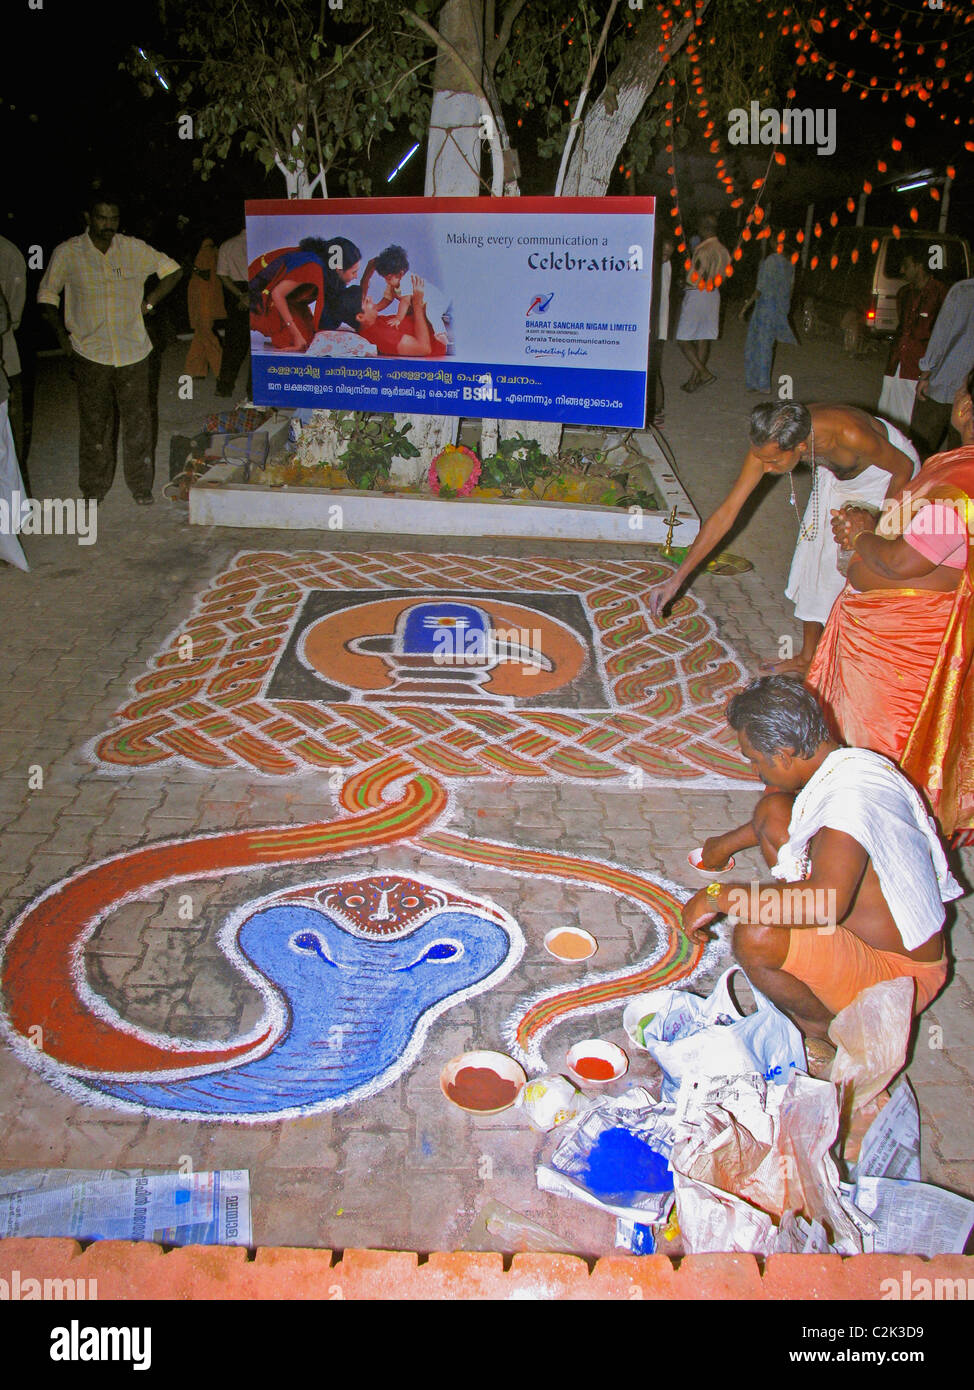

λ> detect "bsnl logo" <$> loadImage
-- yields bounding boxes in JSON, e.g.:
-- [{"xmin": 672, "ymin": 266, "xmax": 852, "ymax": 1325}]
[
  {"xmin": 527, "ymin": 292, "xmax": 555, "ymax": 316},
  {"xmin": 462, "ymin": 372, "xmax": 501, "ymax": 402}
]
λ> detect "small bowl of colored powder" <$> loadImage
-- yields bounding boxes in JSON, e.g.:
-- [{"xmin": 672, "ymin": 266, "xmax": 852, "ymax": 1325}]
[
  {"xmin": 566, "ymin": 1039, "xmax": 628, "ymax": 1086},
  {"xmin": 688, "ymin": 846, "xmax": 735, "ymax": 874},
  {"xmin": 543, "ymin": 927, "xmax": 597, "ymax": 962},
  {"xmin": 440, "ymin": 1050, "xmax": 527, "ymax": 1114}
]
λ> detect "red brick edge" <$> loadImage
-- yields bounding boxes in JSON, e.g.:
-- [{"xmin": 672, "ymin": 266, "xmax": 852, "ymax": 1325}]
[{"xmin": 1, "ymin": 1239, "xmax": 972, "ymax": 1299}]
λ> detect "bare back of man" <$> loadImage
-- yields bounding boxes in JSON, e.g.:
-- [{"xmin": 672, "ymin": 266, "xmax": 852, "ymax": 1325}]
[
  {"xmin": 734, "ymin": 790, "xmax": 945, "ymax": 1041},
  {"xmin": 649, "ymin": 402, "xmax": 916, "ymax": 676},
  {"xmin": 755, "ymin": 791, "xmax": 944, "ymax": 962}
]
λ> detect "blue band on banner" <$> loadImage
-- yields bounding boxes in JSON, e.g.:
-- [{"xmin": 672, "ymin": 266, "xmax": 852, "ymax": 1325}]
[{"xmin": 253, "ymin": 358, "xmax": 648, "ymax": 428}]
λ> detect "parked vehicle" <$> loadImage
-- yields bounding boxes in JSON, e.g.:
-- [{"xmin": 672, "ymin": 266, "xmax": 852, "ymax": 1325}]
[{"xmin": 798, "ymin": 227, "xmax": 971, "ymax": 346}]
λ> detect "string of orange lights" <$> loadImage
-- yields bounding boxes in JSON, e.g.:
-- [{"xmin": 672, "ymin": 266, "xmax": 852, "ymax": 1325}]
[{"xmin": 658, "ymin": 0, "xmax": 973, "ymax": 289}]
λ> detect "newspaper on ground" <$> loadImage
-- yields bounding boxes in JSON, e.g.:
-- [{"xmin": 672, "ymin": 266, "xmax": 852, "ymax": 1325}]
[
  {"xmin": 855, "ymin": 1076, "xmax": 922, "ymax": 1182},
  {"xmin": 852, "ymin": 1175, "xmax": 974, "ymax": 1257},
  {"xmin": 0, "ymin": 1169, "xmax": 251, "ymax": 1246}
]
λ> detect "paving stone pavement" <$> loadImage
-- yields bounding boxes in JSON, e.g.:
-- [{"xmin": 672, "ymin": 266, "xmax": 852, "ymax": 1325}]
[{"xmin": 1, "ymin": 319, "xmax": 971, "ymax": 1255}]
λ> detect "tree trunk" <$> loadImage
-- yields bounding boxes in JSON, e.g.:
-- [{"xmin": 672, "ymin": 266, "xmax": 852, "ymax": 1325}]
[
  {"xmin": 561, "ymin": 4, "xmax": 704, "ymax": 198},
  {"xmin": 423, "ymin": 0, "xmax": 485, "ymax": 197},
  {"xmin": 394, "ymin": 0, "xmax": 488, "ymax": 481}
]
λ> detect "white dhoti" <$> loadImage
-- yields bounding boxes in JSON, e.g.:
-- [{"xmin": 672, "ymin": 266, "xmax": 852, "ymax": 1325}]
[
  {"xmin": 0, "ymin": 401, "xmax": 28, "ymax": 572},
  {"xmin": 877, "ymin": 366, "xmax": 918, "ymax": 432},
  {"xmin": 676, "ymin": 287, "xmax": 720, "ymax": 341},
  {"xmin": 784, "ymin": 418, "xmax": 920, "ymax": 625}
]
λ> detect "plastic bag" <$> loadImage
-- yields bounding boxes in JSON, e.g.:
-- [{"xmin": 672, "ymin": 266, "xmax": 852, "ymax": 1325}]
[
  {"xmin": 536, "ymin": 1087, "xmax": 677, "ymax": 1224},
  {"xmin": 640, "ymin": 967, "xmax": 806, "ymax": 1102},
  {"xmin": 670, "ymin": 1070, "xmax": 863, "ymax": 1255},
  {"xmin": 516, "ymin": 1073, "xmax": 585, "ymax": 1132},
  {"xmin": 829, "ymin": 976, "xmax": 914, "ymax": 1115}
]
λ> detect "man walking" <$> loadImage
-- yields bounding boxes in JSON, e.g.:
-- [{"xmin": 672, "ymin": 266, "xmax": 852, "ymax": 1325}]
[
  {"xmin": 0, "ymin": 234, "xmax": 30, "ymax": 493},
  {"xmin": 0, "ymin": 286, "xmax": 29, "ymax": 571},
  {"xmin": 37, "ymin": 194, "xmax": 181, "ymax": 504},
  {"xmin": 910, "ymin": 275, "xmax": 974, "ymax": 457},
  {"xmin": 674, "ymin": 214, "xmax": 729, "ymax": 393}
]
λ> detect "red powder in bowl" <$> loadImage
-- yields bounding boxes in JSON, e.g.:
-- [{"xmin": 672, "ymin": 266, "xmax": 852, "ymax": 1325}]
[
  {"xmin": 446, "ymin": 1065, "xmax": 519, "ymax": 1111},
  {"xmin": 573, "ymin": 1055, "xmax": 617, "ymax": 1081}
]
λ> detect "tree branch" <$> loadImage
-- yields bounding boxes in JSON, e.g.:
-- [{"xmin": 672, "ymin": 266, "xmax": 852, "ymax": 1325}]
[
  {"xmin": 486, "ymin": 0, "xmax": 528, "ymax": 74},
  {"xmin": 554, "ymin": 0, "xmax": 620, "ymax": 197}
]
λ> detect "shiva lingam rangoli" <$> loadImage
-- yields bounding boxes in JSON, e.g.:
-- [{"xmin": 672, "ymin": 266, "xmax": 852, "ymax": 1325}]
[{"xmin": 89, "ymin": 549, "xmax": 755, "ymax": 785}]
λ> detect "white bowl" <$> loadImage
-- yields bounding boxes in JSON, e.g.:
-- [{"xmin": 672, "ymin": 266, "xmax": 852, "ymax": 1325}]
[
  {"xmin": 543, "ymin": 927, "xmax": 597, "ymax": 961},
  {"xmin": 566, "ymin": 1039, "xmax": 628, "ymax": 1085},
  {"xmin": 688, "ymin": 846, "xmax": 735, "ymax": 874},
  {"xmin": 440, "ymin": 1050, "xmax": 527, "ymax": 1114}
]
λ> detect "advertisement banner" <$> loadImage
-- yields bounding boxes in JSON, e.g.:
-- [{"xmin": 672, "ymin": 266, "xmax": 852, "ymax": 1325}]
[{"xmin": 245, "ymin": 196, "xmax": 654, "ymax": 427}]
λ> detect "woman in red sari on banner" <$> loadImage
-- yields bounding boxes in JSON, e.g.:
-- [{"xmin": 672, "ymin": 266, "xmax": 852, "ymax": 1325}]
[
  {"xmin": 807, "ymin": 369, "xmax": 974, "ymax": 839},
  {"xmin": 249, "ymin": 237, "xmax": 363, "ymax": 350}
]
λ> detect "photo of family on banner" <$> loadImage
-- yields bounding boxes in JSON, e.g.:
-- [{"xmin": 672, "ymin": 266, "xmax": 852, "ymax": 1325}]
[{"xmin": 245, "ymin": 196, "xmax": 655, "ymax": 427}]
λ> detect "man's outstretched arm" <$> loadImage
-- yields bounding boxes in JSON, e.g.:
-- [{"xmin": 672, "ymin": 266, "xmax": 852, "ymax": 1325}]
[{"xmin": 648, "ymin": 454, "xmax": 765, "ymax": 617}]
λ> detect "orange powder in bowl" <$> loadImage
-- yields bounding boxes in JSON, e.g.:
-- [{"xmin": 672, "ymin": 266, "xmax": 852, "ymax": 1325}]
[
  {"xmin": 573, "ymin": 1055, "xmax": 617, "ymax": 1081},
  {"xmin": 547, "ymin": 930, "xmax": 594, "ymax": 960}
]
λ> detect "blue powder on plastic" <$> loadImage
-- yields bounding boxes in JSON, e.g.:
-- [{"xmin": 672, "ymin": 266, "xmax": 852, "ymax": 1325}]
[{"xmin": 581, "ymin": 1127, "xmax": 673, "ymax": 1200}]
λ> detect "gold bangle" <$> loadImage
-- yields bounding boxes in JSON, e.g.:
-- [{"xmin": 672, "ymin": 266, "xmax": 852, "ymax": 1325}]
[{"xmin": 705, "ymin": 881, "xmax": 722, "ymax": 899}]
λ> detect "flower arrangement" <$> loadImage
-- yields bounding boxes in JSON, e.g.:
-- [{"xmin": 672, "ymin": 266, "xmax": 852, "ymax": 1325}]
[{"xmin": 428, "ymin": 443, "xmax": 482, "ymax": 496}]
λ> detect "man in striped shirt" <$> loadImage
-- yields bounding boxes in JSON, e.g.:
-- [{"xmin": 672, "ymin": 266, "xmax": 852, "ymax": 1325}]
[{"xmin": 38, "ymin": 194, "xmax": 181, "ymax": 505}]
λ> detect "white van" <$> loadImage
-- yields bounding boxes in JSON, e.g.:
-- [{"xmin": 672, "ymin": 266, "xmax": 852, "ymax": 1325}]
[{"xmin": 798, "ymin": 227, "xmax": 970, "ymax": 343}]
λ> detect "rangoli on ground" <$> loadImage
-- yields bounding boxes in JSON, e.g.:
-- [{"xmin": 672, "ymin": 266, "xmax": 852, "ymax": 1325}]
[{"xmin": 91, "ymin": 549, "xmax": 756, "ymax": 786}]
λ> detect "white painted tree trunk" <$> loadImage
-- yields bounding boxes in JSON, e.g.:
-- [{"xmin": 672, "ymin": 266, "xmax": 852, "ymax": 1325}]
[
  {"xmin": 425, "ymin": 89, "xmax": 484, "ymax": 198},
  {"xmin": 561, "ymin": 6, "xmax": 702, "ymax": 198},
  {"xmin": 392, "ymin": 0, "xmax": 487, "ymax": 481},
  {"xmin": 275, "ymin": 127, "xmax": 326, "ymax": 200}
]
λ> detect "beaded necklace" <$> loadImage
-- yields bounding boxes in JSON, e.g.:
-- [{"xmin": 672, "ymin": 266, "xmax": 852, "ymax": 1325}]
[{"xmin": 789, "ymin": 428, "xmax": 818, "ymax": 542}]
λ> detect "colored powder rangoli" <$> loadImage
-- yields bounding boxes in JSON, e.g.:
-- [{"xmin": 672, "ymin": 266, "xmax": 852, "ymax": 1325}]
[
  {"xmin": 573, "ymin": 1055, "xmax": 617, "ymax": 1081},
  {"xmin": 446, "ymin": 1066, "xmax": 518, "ymax": 1111},
  {"xmin": 547, "ymin": 931, "xmax": 593, "ymax": 960}
]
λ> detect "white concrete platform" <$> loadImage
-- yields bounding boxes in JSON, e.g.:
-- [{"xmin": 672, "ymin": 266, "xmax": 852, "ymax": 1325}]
[{"xmin": 188, "ymin": 428, "xmax": 699, "ymax": 547}]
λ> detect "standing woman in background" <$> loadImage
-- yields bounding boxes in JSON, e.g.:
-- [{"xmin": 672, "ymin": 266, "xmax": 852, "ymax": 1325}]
[{"xmin": 740, "ymin": 229, "xmax": 798, "ymax": 395}]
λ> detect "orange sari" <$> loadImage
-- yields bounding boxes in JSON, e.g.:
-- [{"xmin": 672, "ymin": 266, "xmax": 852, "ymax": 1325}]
[
  {"xmin": 184, "ymin": 238, "xmax": 226, "ymax": 379},
  {"xmin": 807, "ymin": 446, "xmax": 974, "ymax": 835}
]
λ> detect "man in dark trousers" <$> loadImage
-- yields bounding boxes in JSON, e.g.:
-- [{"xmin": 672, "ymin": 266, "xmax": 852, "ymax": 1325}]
[
  {"xmin": 910, "ymin": 275, "xmax": 974, "ymax": 458},
  {"xmin": 37, "ymin": 193, "xmax": 181, "ymax": 504},
  {"xmin": 215, "ymin": 227, "xmax": 252, "ymax": 399}
]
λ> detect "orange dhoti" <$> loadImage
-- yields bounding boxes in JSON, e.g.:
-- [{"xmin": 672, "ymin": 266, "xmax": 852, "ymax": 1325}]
[{"xmin": 808, "ymin": 586, "xmax": 954, "ymax": 764}]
